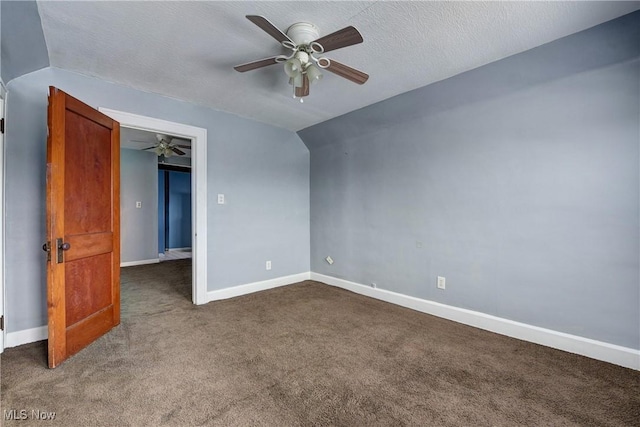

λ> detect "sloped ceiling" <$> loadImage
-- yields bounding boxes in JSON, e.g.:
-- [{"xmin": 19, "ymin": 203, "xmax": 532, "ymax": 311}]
[
  {"xmin": 0, "ymin": 0, "xmax": 49, "ymax": 83},
  {"xmin": 33, "ymin": 1, "xmax": 640, "ymax": 131}
]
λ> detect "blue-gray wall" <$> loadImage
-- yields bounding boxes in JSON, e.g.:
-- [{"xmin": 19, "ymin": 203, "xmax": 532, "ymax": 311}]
[
  {"xmin": 121, "ymin": 148, "xmax": 159, "ymax": 263},
  {"xmin": 1, "ymin": 0, "xmax": 49, "ymax": 83},
  {"xmin": 0, "ymin": 0, "xmax": 2, "ymax": 79},
  {"xmin": 158, "ymin": 170, "xmax": 165, "ymax": 253},
  {"xmin": 299, "ymin": 13, "xmax": 640, "ymax": 349},
  {"xmin": 4, "ymin": 67, "xmax": 310, "ymax": 332},
  {"xmin": 157, "ymin": 169, "xmax": 193, "ymax": 251},
  {"xmin": 167, "ymin": 171, "xmax": 192, "ymax": 249}
]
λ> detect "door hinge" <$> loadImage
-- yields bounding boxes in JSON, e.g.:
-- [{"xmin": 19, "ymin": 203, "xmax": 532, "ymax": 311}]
[
  {"xmin": 0, "ymin": 316, "xmax": 4, "ymax": 331},
  {"xmin": 0, "ymin": 118, "xmax": 4, "ymax": 134}
]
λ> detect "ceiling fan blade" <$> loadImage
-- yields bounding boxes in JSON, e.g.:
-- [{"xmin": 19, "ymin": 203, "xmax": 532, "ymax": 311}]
[
  {"xmin": 141, "ymin": 146, "xmax": 158, "ymax": 151},
  {"xmin": 169, "ymin": 136, "xmax": 190, "ymax": 142},
  {"xmin": 246, "ymin": 15, "xmax": 292, "ymax": 45},
  {"xmin": 326, "ymin": 60, "xmax": 369, "ymax": 85},
  {"xmin": 174, "ymin": 144, "xmax": 192, "ymax": 149},
  {"xmin": 312, "ymin": 26, "xmax": 363, "ymax": 53},
  {"xmin": 170, "ymin": 147, "xmax": 186, "ymax": 156},
  {"xmin": 234, "ymin": 56, "xmax": 280, "ymax": 72},
  {"xmin": 295, "ymin": 74, "xmax": 310, "ymax": 97}
]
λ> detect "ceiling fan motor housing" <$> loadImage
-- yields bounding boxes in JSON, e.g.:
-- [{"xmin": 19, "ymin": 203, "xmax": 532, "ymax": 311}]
[{"xmin": 286, "ymin": 22, "xmax": 320, "ymax": 46}]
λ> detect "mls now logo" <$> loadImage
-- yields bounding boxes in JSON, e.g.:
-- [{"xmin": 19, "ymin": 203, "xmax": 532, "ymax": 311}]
[
  {"xmin": 3, "ymin": 410, "xmax": 27, "ymax": 420},
  {"xmin": 4, "ymin": 409, "xmax": 56, "ymax": 420}
]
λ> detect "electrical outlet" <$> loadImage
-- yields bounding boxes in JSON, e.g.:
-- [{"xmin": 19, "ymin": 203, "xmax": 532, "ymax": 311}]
[
  {"xmin": 325, "ymin": 256, "xmax": 334, "ymax": 265},
  {"xmin": 266, "ymin": 261, "xmax": 271, "ymax": 270},
  {"xmin": 217, "ymin": 194, "xmax": 225, "ymax": 204},
  {"xmin": 437, "ymin": 276, "xmax": 446, "ymax": 290},
  {"xmin": 135, "ymin": 201, "xmax": 142, "ymax": 208}
]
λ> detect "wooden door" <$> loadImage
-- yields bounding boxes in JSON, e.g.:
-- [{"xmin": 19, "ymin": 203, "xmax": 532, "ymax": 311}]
[{"xmin": 46, "ymin": 87, "xmax": 120, "ymax": 368}]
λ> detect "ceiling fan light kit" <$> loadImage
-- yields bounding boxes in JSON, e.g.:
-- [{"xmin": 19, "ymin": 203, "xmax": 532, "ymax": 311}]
[
  {"xmin": 134, "ymin": 134, "xmax": 191, "ymax": 157},
  {"xmin": 306, "ymin": 64, "xmax": 323, "ymax": 83},
  {"xmin": 154, "ymin": 144, "xmax": 174, "ymax": 158},
  {"xmin": 234, "ymin": 15, "xmax": 369, "ymax": 102}
]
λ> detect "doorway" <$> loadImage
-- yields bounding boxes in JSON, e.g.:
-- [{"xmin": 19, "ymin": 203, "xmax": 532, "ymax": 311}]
[
  {"xmin": 158, "ymin": 166, "xmax": 193, "ymax": 262},
  {"xmin": 99, "ymin": 108, "xmax": 208, "ymax": 305}
]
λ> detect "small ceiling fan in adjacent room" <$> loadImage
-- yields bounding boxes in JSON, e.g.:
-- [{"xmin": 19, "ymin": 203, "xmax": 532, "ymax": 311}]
[
  {"xmin": 134, "ymin": 134, "xmax": 191, "ymax": 157},
  {"xmin": 234, "ymin": 15, "xmax": 369, "ymax": 102}
]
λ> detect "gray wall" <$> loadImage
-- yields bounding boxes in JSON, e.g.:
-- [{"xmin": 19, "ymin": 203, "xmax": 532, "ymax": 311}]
[
  {"xmin": 299, "ymin": 13, "xmax": 639, "ymax": 349},
  {"xmin": 120, "ymin": 148, "xmax": 159, "ymax": 263},
  {"xmin": 5, "ymin": 67, "xmax": 310, "ymax": 332},
  {"xmin": 1, "ymin": 0, "xmax": 49, "ymax": 83}
]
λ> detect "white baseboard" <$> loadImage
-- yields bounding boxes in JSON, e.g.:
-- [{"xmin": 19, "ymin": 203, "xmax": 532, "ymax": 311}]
[
  {"xmin": 207, "ymin": 272, "xmax": 311, "ymax": 302},
  {"xmin": 310, "ymin": 272, "xmax": 640, "ymax": 371},
  {"xmin": 3, "ymin": 272, "xmax": 312, "ymax": 349},
  {"xmin": 165, "ymin": 247, "xmax": 191, "ymax": 252},
  {"xmin": 6, "ymin": 326, "xmax": 48, "ymax": 348},
  {"xmin": 120, "ymin": 258, "xmax": 160, "ymax": 267},
  {"xmin": 8, "ymin": 273, "xmax": 636, "ymax": 370}
]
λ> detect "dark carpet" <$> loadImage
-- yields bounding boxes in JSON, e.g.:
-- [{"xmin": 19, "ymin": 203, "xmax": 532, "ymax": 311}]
[{"xmin": 1, "ymin": 259, "xmax": 638, "ymax": 426}]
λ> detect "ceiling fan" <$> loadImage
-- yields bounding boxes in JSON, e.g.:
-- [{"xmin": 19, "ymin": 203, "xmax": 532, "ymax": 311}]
[
  {"xmin": 234, "ymin": 15, "xmax": 369, "ymax": 101},
  {"xmin": 135, "ymin": 134, "xmax": 191, "ymax": 157}
]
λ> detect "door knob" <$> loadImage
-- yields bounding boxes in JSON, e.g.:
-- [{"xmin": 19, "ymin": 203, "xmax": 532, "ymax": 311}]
[
  {"xmin": 56, "ymin": 238, "xmax": 70, "ymax": 263},
  {"xmin": 42, "ymin": 241, "xmax": 52, "ymax": 262}
]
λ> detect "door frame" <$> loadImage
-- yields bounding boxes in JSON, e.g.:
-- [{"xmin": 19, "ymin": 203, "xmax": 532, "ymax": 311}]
[
  {"xmin": 0, "ymin": 80, "xmax": 6, "ymax": 352},
  {"xmin": 99, "ymin": 108, "xmax": 208, "ymax": 305}
]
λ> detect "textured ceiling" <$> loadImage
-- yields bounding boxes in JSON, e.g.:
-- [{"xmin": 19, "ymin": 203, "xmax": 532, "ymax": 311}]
[{"xmin": 37, "ymin": 1, "xmax": 639, "ymax": 131}]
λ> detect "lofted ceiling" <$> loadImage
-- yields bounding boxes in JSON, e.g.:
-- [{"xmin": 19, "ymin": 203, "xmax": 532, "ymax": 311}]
[{"xmin": 36, "ymin": 1, "xmax": 639, "ymax": 132}]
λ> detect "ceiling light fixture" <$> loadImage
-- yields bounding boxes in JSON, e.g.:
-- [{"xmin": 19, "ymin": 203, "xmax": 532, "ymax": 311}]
[
  {"xmin": 132, "ymin": 134, "xmax": 190, "ymax": 157},
  {"xmin": 234, "ymin": 16, "xmax": 369, "ymax": 102},
  {"xmin": 275, "ymin": 22, "xmax": 327, "ymax": 103},
  {"xmin": 154, "ymin": 141, "xmax": 174, "ymax": 157}
]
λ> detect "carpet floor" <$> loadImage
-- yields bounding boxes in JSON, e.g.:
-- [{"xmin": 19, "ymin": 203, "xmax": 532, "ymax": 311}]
[{"xmin": 1, "ymin": 260, "xmax": 638, "ymax": 426}]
